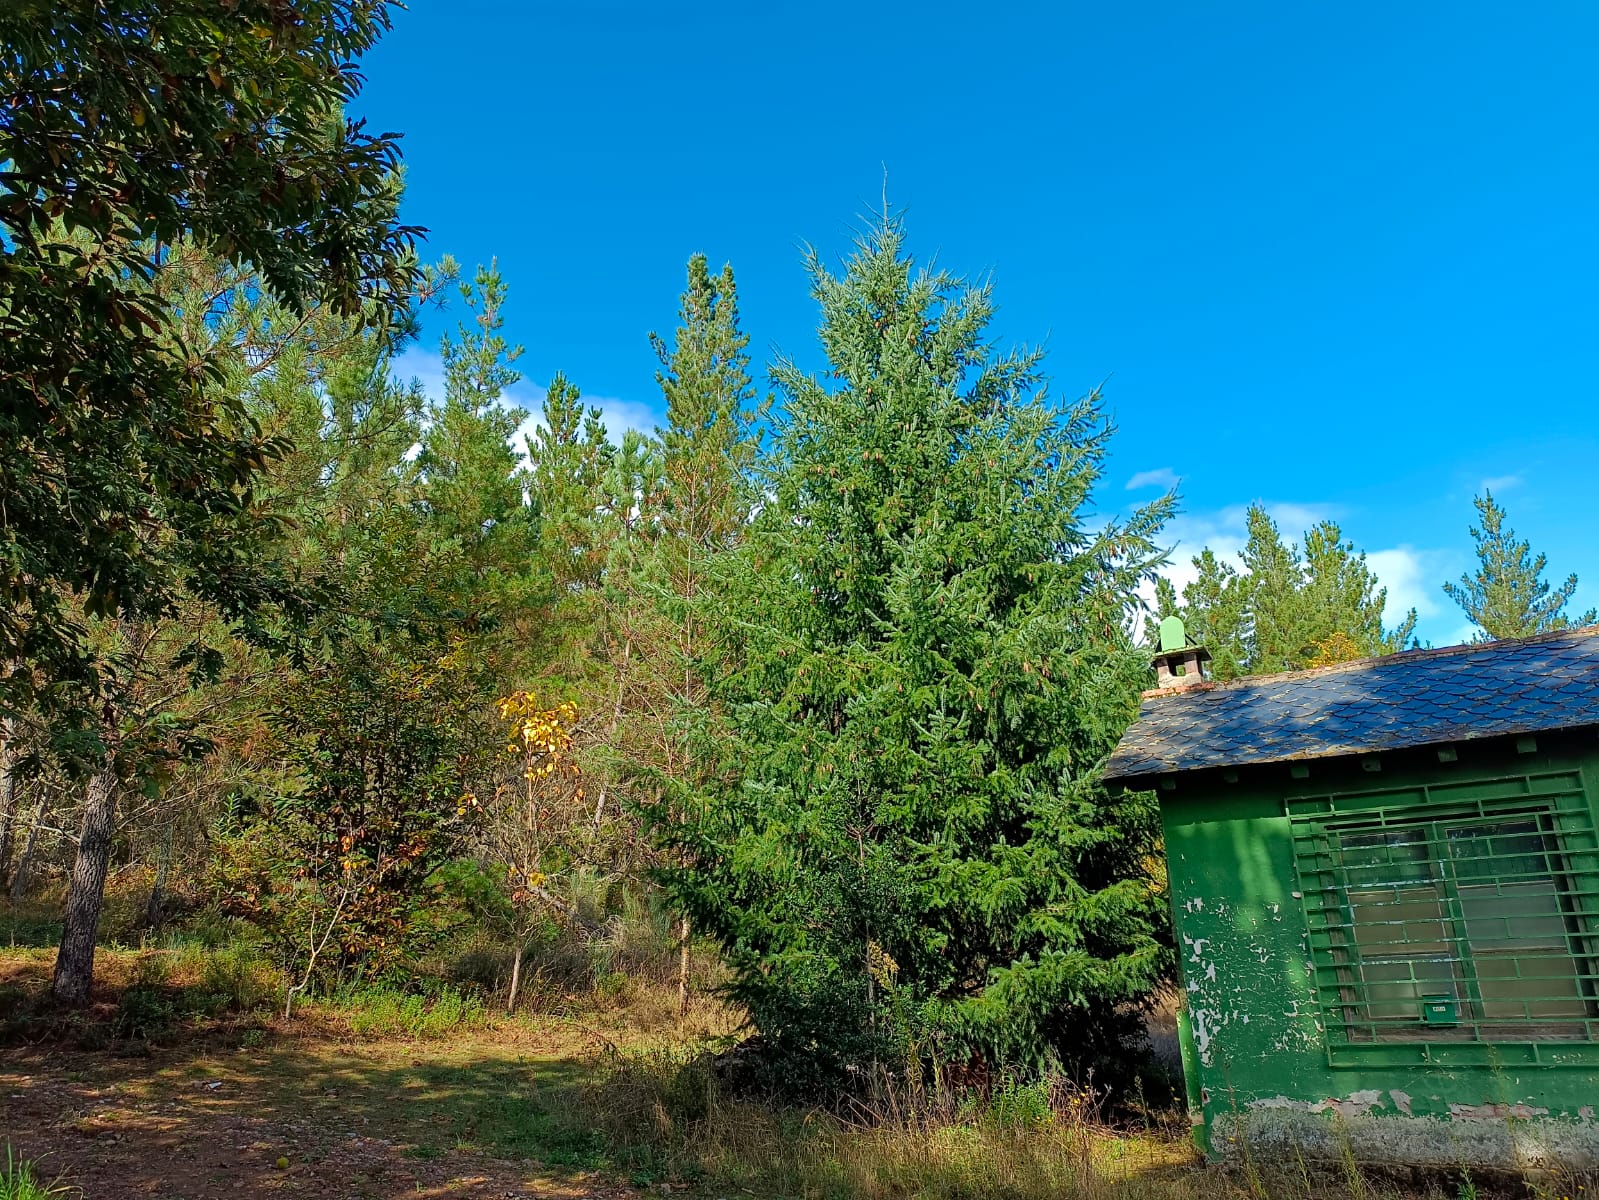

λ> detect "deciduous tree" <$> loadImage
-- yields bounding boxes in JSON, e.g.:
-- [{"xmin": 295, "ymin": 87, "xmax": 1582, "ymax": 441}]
[{"xmin": 0, "ymin": 0, "xmax": 419, "ymax": 1004}]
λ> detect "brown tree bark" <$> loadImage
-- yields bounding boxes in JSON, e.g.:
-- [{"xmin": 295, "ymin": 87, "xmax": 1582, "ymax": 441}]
[
  {"xmin": 0, "ymin": 708, "xmax": 17, "ymax": 891},
  {"xmin": 8, "ymin": 795, "xmax": 44, "ymax": 906},
  {"xmin": 143, "ymin": 823, "xmax": 173, "ymax": 932},
  {"xmin": 0, "ymin": 657, "xmax": 22, "ymax": 889},
  {"xmin": 52, "ymin": 762, "xmax": 119, "ymax": 1005},
  {"xmin": 506, "ymin": 941, "xmax": 524, "ymax": 1015}
]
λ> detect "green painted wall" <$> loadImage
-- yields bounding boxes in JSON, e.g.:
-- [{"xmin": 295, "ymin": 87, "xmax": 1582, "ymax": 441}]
[{"xmin": 1160, "ymin": 731, "xmax": 1599, "ymax": 1169}]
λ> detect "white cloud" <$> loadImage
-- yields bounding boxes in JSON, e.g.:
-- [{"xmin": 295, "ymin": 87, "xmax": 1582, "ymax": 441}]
[
  {"xmin": 1154, "ymin": 501, "xmax": 1338, "ymax": 582},
  {"xmin": 1126, "ymin": 466, "xmax": 1180, "ymax": 491},
  {"xmin": 1366, "ymin": 545, "xmax": 1453, "ymax": 621},
  {"xmin": 1266, "ymin": 502, "xmax": 1341, "ymax": 535},
  {"xmin": 391, "ymin": 346, "xmax": 661, "ymax": 446},
  {"xmin": 392, "ymin": 344, "xmax": 448, "ymax": 397},
  {"xmin": 584, "ymin": 396, "xmax": 663, "ymax": 440},
  {"xmin": 1479, "ymin": 474, "xmax": 1523, "ymax": 494}
]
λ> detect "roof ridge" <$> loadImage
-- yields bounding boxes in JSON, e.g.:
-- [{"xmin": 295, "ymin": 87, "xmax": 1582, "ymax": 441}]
[
  {"xmin": 1168, "ymin": 623, "xmax": 1599, "ymax": 696},
  {"xmin": 1106, "ymin": 622, "xmax": 1599, "ymax": 784}
]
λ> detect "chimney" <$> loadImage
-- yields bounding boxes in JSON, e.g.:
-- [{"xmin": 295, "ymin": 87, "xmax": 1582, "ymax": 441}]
[{"xmin": 1151, "ymin": 615, "xmax": 1211, "ymax": 692}]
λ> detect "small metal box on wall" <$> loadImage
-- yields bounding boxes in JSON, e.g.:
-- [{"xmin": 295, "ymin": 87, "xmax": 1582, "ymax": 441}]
[{"xmin": 1104, "ymin": 623, "xmax": 1599, "ymax": 1171}]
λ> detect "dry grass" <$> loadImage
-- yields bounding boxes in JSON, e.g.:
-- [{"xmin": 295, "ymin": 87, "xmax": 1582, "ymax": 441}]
[
  {"xmin": 563, "ymin": 1051, "xmax": 1533, "ymax": 1200},
  {"xmin": 2, "ymin": 912, "xmax": 1588, "ymax": 1200}
]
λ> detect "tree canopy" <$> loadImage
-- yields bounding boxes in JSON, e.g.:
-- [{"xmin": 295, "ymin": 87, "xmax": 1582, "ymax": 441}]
[
  {"xmin": 656, "ymin": 219, "xmax": 1173, "ymax": 1086},
  {"xmin": 1442, "ymin": 490, "xmax": 1595, "ymax": 640},
  {"xmin": 0, "ymin": 0, "xmax": 418, "ymax": 713},
  {"xmin": 1151, "ymin": 504, "xmax": 1417, "ymax": 679}
]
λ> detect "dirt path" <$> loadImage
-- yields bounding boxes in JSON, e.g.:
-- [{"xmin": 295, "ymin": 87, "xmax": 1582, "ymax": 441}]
[{"xmin": 0, "ymin": 1032, "xmax": 640, "ymax": 1200}]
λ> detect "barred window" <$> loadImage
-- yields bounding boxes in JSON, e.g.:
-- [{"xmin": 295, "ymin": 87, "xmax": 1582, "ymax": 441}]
[{"xmin": 1297, "ymin": 803, "xmax": 1599, "ymax": 1046}]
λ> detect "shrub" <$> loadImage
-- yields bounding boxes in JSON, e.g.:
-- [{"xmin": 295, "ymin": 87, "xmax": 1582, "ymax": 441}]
[
  {"xmin": 340, "ymin": 985, "xmax": 486, "ymax": 1040},
  {"xmin": 197, "ymin": 944, "xmax": 274, "ymax": 1013},
  {"xmin": 111, "ymin": 985, "xmax": 178, "ymax": 1043}
]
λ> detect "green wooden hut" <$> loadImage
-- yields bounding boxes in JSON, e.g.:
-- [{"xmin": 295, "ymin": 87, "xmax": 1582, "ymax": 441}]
[{"xmin": 1104, "ymin": 624, "xmax": 1599, "ymax": 1169}]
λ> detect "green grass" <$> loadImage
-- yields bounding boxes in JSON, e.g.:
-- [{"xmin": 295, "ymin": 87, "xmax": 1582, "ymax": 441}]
[
  {"xmin": 0, "ymin": 1147, "xmax": 69, "ymax": 1200},
  {"xmin": 0, "ymin": 906, "xmax": 61, "ymax": 951},
  {"xmin": 338, "ymin": 984, "xmax": 488, "ymax": 1039}
]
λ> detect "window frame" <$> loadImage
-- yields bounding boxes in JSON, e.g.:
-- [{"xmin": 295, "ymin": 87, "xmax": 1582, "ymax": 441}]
[{"xmin": 1287, "ymin": 768, "xmax": 1599, "ymax": 1069}]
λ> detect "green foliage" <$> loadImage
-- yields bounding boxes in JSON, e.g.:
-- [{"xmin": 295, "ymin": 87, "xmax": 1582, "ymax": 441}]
[
  {"xmin": 110, "ymin": 945, "xmax": 276, "ymax": 1042},
  {"xmin": 529, "ymin": 373, "xmax": 615, "ymax": 597},
  {"xmin": 629, "ymin": 252, "xmax": 762, "ymax": 741},
  {"xmin": 0, "ymin": 1146, "xmax": 68, "ymax": 1200},
  {"xmin": 204, "ymin": 260, "xmax": 543, "ymax": 987},
  {"xmin": 656, "ymin": 218, "xmax": 1173, "ymax": 1087},
  {"xmin": 340, "ymin": 983, "xmax": 486, "ymax": 1039},
  {"xmin": 650, "ymin": 253, "xmax": 763, "ymax": 556},
  {"xmin": 0, "ymin": 0, "xmax": 418, "ymax": 714},
  {"xmin": 1443, "ymin": 490, "xmax": 1596, "ymax": 640},
  {"xmin": 1152, "ymin": 504, "xmax": 1418, "ymax": 679},
  {"xmin": 417, "ymin": 260, "xmax": 537, "ymax": 590},
  {"xmin": 216, "ymin": 640, "xmax": 498, "ymax": 979}
]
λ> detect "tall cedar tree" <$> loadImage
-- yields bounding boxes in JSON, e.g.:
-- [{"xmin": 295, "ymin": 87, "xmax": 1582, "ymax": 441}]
[
  {"xmin": 663, "ymin": 220, "xmax": 1173, "ymax": 1087},
  {"xmin": 1443, "ymin": 490, "xmax": 1595, "ymax": 640},
  {"xmin": 1151, "ymin": 504, "xmax": 1417, "ymax": 679}
]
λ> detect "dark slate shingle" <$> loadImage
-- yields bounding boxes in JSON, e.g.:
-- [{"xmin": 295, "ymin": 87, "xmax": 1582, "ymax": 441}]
[{"xmin": 1102, "ymin": 627, "xmax": 1599, "ymax": 784}]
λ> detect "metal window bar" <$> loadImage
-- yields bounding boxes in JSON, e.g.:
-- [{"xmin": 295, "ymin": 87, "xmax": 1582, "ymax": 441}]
[{"xmin": 1293, "ymin": 794, "xmax": 1599, "ymax": 1046}]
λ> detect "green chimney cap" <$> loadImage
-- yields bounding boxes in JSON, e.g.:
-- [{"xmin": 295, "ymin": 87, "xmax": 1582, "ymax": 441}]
[{"xmin": 1158, "ymin": 615, "xmax": 1187, "ymax": 653}]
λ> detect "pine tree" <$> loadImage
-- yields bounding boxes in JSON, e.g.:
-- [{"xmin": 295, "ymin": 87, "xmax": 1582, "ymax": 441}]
[
  {"xmin": 1302, "ymin": 520, "xmax": 1416, "ymax": 657},
  {"xmin": 1443, "ymin": 491, "xmax": 1595, "ymax": 640},
  {"xmin": 650, "ymin": 255, "xmax": 762, "ymax": 559},
  {"xmin": 1154, "ymin": 504, "xmax": 1416, "ymax": 679},
  {"xmin": 416, "ymin": 261, "xmax": 532, "ymax": 579},
  {"xmin": 660, "ymin": 219, "xmax": 1173, "ymax": 1087},
  {"xmin": 528, "ymin": 374, "xmax": 613, "ymax": 596},
  {"xmin": 626, "ymin": 254, "xmax": 761, "ymax": 1013}
]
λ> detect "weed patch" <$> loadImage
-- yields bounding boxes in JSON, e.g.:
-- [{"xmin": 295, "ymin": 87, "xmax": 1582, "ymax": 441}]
[
  {"xmin": 0, "ymin": 1146, "xmax": 69, "ymax": 1200},
  {"xmin": 338, "ymin": 985, "xmax": 488, "ymax": 1040}
]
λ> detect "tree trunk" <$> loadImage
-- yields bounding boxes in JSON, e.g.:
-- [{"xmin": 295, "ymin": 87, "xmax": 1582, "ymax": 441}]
[
  {"xmin": 0, "ymin": 688, "xmax": 19, "ymax": 890},
  {"xmin": 8, "ymin": 795, "xmax": 44, "ymax": 906},
  {"xmin": 144, "ymin": 823, "xmax": 173, "ymax": 932},
  {"xmin": 676, "ymin": 914, "xmax": 691, "ymax": 1016},
  {"xmin": 506, "ymin": 941, "xmax": 524, "ymax": 1015},
  {"xmin": 0, "ymin": 713, "xmax": 16, "ymax": 896},
  {"xmin": 52, "ymin": 762, "xmax": 119, "ymax": 1006}
]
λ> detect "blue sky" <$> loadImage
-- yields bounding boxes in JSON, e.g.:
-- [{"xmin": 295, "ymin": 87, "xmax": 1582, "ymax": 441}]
[{"xmin": 360, "ymin": 2, "xmax": 1598, "ymax": 647}]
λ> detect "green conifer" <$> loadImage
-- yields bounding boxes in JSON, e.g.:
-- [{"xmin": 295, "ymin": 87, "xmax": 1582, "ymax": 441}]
[
  {"xmin": 1444, "ymin": 490, "xmax": 1595, "ymax": 639},
  {"xmin": 661, "ymin": 219, "xmax": 1173, "ymax": 1086},
  {"xmin": 1155, "ymin": 504, "xmax": 1416, "ymax": 679}
]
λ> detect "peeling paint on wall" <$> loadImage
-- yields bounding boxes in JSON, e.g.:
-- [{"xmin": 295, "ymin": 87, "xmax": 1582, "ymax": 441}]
[
  {"xmin": 1160, "ymin": 742, "xmax": 1599, "ymax": 1171},
  {"xmin": 1448, "ymin": 1102, "xmax": 1550, "ymax": 1121}
]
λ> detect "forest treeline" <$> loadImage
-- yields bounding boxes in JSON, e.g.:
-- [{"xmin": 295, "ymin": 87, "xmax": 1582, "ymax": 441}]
[{"xmin": 2, "ymin": 1, "xmax": 1592, "ymax": 1097}]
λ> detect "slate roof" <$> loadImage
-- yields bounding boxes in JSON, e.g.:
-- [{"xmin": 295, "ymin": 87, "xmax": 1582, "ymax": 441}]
[{"xmin": 1102, "ymin": 626, "xmax": 1599, "ymax": 784}]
